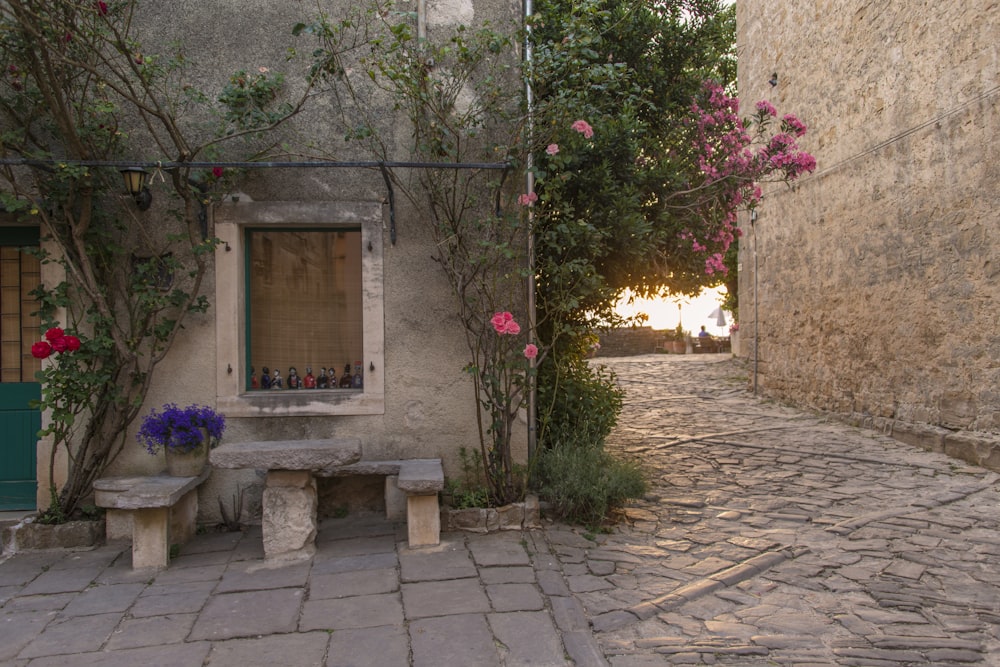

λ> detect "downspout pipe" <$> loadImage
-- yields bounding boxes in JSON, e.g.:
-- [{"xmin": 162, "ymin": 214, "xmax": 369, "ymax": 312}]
[{"xmin": 524, "ymin": 0, "xmax": 537, "ymax": 464}]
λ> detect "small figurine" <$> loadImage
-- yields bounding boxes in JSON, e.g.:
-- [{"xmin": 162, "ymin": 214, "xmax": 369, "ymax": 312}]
[
  {"xmin": 288, "ymin": 366, "xmax": 300, "ymax": 389},
  {"xmin": 352, "ymin": 361, "xmax": 363, "ymax": 389},
  {"xmin": 338, "ymin": 363, "xmax": 352, "ymax": 388},
  {"xmin": 304, "ymin": 366, "xmax": 316, "ymax": 389},
  {"xmin": 260, "ymin": 366, "xmax": 271, "ymax": 389},
  {"xmin": 271, "ymin": 368, "xmax": 283, "ymax": 389},
  {"xmin": 317, "ymin": 367, "xmax": 329, "ymax": 389},
  {"xmin": 250, "ymin": 366, "xmax": 258, "ymax": 390}
]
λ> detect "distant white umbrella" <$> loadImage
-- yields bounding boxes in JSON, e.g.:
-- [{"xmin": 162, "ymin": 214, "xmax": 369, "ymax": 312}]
[{"xmin": 709, "ymin": 307, "xmax": 727, "ymax": 327}]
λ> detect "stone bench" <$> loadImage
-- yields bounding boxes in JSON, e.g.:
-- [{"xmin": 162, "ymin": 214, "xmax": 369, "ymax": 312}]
[
  {"xmin": 94, "ymin": 470, "xmax": 210, "ymax": 570},
  {"xmin": 211, "ymin": 438, "xmax": 362, "ymax": 562},
  {"xmin": 319, "ymin": 458, "xmax": 445, "ymax": 548}
]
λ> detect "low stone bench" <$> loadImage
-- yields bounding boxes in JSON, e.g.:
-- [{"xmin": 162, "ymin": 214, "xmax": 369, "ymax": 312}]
[
  {"xmin": 320, "ymin": 458, "xmax": 445, "ymax": 548},
  {"xmin": 94, "ymin": 470, "xmax": 209, "ymax": 570},
  {"xmin": 211, "ymin": 438, "xmax": 362, "ymax": 562}
]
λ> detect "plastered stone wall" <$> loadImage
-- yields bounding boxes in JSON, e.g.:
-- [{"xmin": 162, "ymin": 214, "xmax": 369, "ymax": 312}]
[
  {"xmin": 95, "ymin": 0, "xmax": 525, "ymax": 522},
  {"xmin": 737, "ymin": 2, "xmax": 1000, "ymax": 461}
]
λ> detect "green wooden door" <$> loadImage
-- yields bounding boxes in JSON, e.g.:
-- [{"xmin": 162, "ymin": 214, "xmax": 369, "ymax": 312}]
[{"xmin": 0, "ymin": 227, "xmax": 41, "ymax": 510}]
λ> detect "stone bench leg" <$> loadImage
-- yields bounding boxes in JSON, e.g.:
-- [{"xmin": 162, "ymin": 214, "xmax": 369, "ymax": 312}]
[
  {"xmin": 132, "ymin": 507, "xmax": 170, "ymax": 570},
  {"xmin": 407, "ymin": 493, "xmax": 440, "ymax": 548},
  {"xmin": 170, "ymin": 488, "xmax": 200, "ymax": 545},
  {"xmin": 262, "ymin": 470, "xmax": 318, "ymax": 561}
]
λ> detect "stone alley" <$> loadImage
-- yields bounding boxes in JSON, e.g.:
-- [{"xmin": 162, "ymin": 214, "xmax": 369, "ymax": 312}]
[{"xmin": 543, "ymin": 354, "xmax": 1000, "ymax": 665}]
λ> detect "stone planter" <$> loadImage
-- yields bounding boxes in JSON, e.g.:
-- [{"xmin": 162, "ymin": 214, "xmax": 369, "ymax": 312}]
[
  {"xmin": 1, "ymin": 516, "xmax": 104, "ymax": 554},
  {"xmin": 165, "ymin": 433, "xmax": 210, "ymax": 477},
  {"xmin": 443, "ymin": 494, "xmax": 540, "ymax": 533},
  {"xmin": 669, "ymin": 340, "xmax": 686, "ymax": 354}
]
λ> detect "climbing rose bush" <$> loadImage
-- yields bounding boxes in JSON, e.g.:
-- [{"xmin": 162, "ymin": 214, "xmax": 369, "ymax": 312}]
[{"xmin": 31, "ymin": 327, "xmax": 81, "ymax": 359}]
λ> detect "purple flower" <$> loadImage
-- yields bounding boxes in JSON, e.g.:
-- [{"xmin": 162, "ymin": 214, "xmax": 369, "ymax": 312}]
[{"xmin": 137, "ymin": 403, "xmax": 226, "ymax": 454}]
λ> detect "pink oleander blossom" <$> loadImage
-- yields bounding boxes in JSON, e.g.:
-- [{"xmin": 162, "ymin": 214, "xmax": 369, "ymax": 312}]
[
  {"xmin": 755, "ymin": 100, "xmax": 777, "ymax": 117},
  {"xmin": 705, "ymin": 253, "xmax": 727, "ymax": 275},
  {"xmin": 781, "ymin": 114, "xmax": 807, "ymax": 137},
  {"xmin": 571, "ymin": 119, "xmax": 594, "ymax": 138}
]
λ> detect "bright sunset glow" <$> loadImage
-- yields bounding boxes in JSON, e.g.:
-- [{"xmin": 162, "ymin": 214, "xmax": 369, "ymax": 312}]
[{"xmin": 614, "ymin": 286, "xmax": 731, "ymax": 335}]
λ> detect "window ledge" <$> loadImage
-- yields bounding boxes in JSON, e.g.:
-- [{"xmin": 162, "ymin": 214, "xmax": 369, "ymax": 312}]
[{"xmin": 219, "ymin": 389, "xmax": 385, "ymax": 418}]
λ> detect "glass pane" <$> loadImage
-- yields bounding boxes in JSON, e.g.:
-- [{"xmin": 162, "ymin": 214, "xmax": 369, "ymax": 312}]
[{"xmin": 247, "ymin": 229, "xmax": 363, "ymax": 391}]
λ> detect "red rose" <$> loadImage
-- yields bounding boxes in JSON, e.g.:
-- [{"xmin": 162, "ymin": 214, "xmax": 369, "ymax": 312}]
[
  {"xmin": 44, "ymin": 327, "xmax": 64, "ymax": 341},
  {"xmin": 50, "ymin": 336, "xmax": 68, "ymax": 353},
  {"xmin": 31, "ymin": 341, "xmax": 52, "ymax": 359},
  {"xmin": 64, "ymin": 335, "xmax": 81, "ymax": 351},
  {"xmin": 96, "ymin": 1, "xmax": 108, "ymax": 15},
  {"xmin": 212, "ymin": 166, "xmax": 224, "ymax": 178}
]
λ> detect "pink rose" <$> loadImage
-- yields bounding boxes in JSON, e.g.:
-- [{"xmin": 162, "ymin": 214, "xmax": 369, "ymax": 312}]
[
  {"xmin": 505, "ymin": 320, "xmax": 521, "ymax": 335},
  {"xmin": 491, "ymin": 311, "xmax": 512, "ymax": 333},
  {"xmin": 546, "ymin": 144, "xmax": 559, "ymax": 156},
  {"xmin": 517, "ymin": 192, "xmax": 538, "ymax": 206},
  {"xmin": 571, "ymin": 120, "xmax": 594, "ymax": 138},
  {"xmin": 31, "ymin": 341, "xmax": 52, "ymax": 359},
  {"xmin": 44, "ymin": 327, "xmax": 64, "ymax": 341},
  {"xmin": 523, "ymin": 344, "xmax": 538, "ymax": 359}
]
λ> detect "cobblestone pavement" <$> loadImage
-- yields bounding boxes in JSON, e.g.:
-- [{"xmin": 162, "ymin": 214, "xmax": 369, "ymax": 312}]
[{"xmin": 537, "ymin": 354, "xmax": 1000, "ymax": 666}]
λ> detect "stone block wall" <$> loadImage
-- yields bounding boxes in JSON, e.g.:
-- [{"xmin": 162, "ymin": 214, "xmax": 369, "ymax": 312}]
[
  {"xmin": 594, "ymin": 327, "xmax": 665, "ymax": 357},
  {"xmin": 736, "ymin": 3, "xmax": 1000, "ymax": 458}
]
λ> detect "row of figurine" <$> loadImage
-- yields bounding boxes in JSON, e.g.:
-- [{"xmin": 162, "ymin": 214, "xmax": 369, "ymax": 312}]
[{"xmin": 250, "ymin": 363, "xmax": 363, "ymax": 390}]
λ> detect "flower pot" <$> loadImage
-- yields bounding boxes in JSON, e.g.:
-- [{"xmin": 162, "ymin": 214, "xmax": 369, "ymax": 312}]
[
  {"xmin": 164, "ymin": 432, "xmax": 209, "ymax": 477},
  {"xmin": 669, "ymin": 340, "xmax": 686, "ymax": 354}
]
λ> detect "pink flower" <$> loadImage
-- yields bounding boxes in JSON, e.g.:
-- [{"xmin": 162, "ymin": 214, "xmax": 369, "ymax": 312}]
[
  {"xmin": 490, "ymin": 311, "xmax": 521, "ymax": 335},
  {"xmin": 258, "ymin": 66, "xmax": 270, "ymax": 74},
  {"xmin": 212, "ymin": 166, "xmax": 224, "ymax": 178},
  {"xmin": 517, "ymin": 192, "xmax": 538, "ymax": 206},
  {"xmin": 491, "ymin": 311, "xmax": 514, "ymax": 333},
  {"xmin": 523, "ymin": 344, "xmax": 538, "ymax": 359},
  {"xmin": 31, "ymin": 341, "xmax": 52, "ymax": 359},
  {"xmin": 545, "ymin": 144, "xmax": 559, "ymax": 156},
  {"xmin": 571, "ymin": 120, "xmax": 594, "ymax": 138},
  {"xmin": 755, "ymin": 100, "xmax": 777, "ymax": 117},
  {"xmin": 781, "ymin": 114, "xmax": 807, "ymax": 137}
]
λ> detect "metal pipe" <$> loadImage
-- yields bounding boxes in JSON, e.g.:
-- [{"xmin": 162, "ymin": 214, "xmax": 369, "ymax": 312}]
[
  {"xmin": 751, "ymin": 209, "xmax": 759, "ymax": 395},
  {"xmin": 524, "ymin": 0, "xmax": 537, "ymax": 463},
  {"xmin": 417, "ymin": 0, "xmax": 426, "ymax": 42}
]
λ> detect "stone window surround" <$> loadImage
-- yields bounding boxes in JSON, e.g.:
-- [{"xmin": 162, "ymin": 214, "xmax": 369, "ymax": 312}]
[{"xmin": 213, "ymin": 199, "xmax": 385, "ymax": 417}]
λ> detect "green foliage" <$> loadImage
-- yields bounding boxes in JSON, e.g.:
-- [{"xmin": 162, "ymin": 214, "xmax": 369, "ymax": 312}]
[
  {"xmin": 529, "ymin": 0, "xmax": 740, "ymax": 334},
  {"xmin": 444, "ymin": 447, "xmax": 494, "ymax": 509},
  {"xmin": 534, "ymin": 347, "xmax": 641, "ymax": 525},
  {"xmin": 536, "ymin": 354, "xmax": 623, "ymax": 452},
  {"xmin": 536, "ymin": 442, "xmax": 646, "ymax": 528}
]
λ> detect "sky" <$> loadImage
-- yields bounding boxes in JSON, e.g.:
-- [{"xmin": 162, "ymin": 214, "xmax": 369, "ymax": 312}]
[{"xmin": 614, "ymin": 286, "xmax": 732, "ymax": 336}]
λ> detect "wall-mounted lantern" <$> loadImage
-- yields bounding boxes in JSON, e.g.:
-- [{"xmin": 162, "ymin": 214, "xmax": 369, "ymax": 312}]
[{"xmin": 120, "ymin": 167, "xmax": 152, "ymax": 211}]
